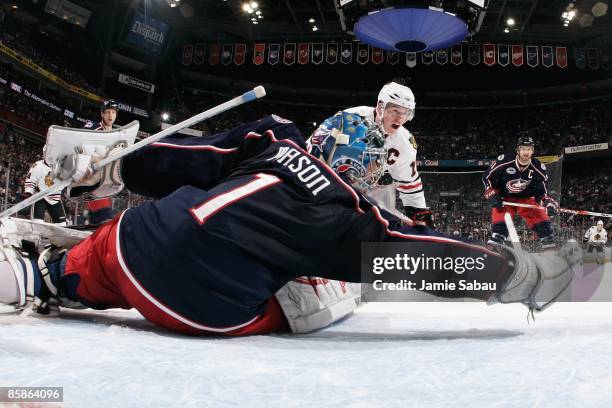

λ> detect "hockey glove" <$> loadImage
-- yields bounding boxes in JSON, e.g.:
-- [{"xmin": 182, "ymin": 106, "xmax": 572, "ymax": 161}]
[
  {"xmin": 377, "ymin": 172, "xmax": 393, "ymax": 186},
  {"xmin": 404, "ymin": 206, "xmax": 434, "ymax": 229},
  {"xmin": 67, "ymin": 142, "xmax": 127, "ymax": 200},
  {"xmin": 539, "ymin": 196, "xmax": 559, "ymax": 216},
  {"xmin": 488, "ymin": 240, "xmax": 581, "ymax": 312},
  {"xmin": 484, "ymin": 188, "xmax": 503, "ymax": 209}
]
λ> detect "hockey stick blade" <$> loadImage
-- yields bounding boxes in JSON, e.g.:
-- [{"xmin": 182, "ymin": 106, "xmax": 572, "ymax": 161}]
[
  {"xmin": 504, "ymin": 212, "xmax": 522, "ymax": 251},
  {"xmin": 0, "ymin": 87, "xmax": 266, "ymax": 218}
]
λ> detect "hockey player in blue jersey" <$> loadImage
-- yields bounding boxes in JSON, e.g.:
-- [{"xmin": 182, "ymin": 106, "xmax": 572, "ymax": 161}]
[
  {"xmin": 482, "ymin": 137, "xmax": 558, "ymax": 249},
  {"xmin": 0, "ymin": 116, "xmax": 579, "ymax": 335}
]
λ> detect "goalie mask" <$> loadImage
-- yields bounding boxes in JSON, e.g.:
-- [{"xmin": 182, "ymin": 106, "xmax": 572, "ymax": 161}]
[{"xmin": 313, "ymin": 112, "xmax": 387, "ymax": 191}]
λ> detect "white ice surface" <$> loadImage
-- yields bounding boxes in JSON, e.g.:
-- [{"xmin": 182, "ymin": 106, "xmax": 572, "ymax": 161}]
[{"xmin": 1, "ymin": 300, "xmax": 612, "ymax": 408}]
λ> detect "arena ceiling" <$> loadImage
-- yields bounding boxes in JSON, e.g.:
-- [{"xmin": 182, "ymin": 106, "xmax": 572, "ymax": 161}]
[
  {"xmin": 7, "ymin": 0, "xmax": 612, "ymax": 45},
  {"xmin": 170, "ymin": 0, "xmax": 612, "ymax": 45}
]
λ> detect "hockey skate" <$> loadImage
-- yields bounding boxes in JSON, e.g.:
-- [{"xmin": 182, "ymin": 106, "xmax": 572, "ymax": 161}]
[{"xmin": 0, "ymin": 217, "xmax": 87, "ymax": 315}]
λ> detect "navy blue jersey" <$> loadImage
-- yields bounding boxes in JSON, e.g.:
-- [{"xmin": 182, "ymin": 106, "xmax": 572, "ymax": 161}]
[
  {"xmin": 482, "ymin": 152, "xmax": 549, "ymax": 201},
  {"xmin": 83, "ymin": 121, "xmax": 119, "ymax": 130},
  {"xmin": 117, "ymin": 116, "xmax": 508, "ymax": 328}
]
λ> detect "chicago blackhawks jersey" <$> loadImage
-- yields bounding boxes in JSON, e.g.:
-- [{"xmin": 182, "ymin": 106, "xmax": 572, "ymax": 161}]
[
  {"xmin": 24, "ymin": 160, "xmax": 62, "ymax": 205},
  {"xmin": 584, "ymin": 227, "xmax": 607, "ymax": 244}
]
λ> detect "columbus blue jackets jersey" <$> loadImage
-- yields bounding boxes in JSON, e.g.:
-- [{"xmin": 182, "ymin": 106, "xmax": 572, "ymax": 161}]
[
  {"xmin": 83, "ymin": 121, "xmax": 119, "ymax": 131},
  {"xmin": 116, "ymin": 115, "xmax": 507, "ymax": 329},
  {"xmin": 482, "ymin": 153, "xmax": 549, "ymax": 201}
]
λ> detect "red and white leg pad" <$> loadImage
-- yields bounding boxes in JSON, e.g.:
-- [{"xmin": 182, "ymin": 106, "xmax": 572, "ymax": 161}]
[{"xmin": 275, "ymin": 277, "xmax": 358, "ymax": 333}]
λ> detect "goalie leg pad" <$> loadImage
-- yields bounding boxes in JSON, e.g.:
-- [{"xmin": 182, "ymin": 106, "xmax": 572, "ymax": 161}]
[
  {"xmin": 0, "ymin": 217, "xmax": 91, "ymax": 253},
  {"xmin": 0, "ymin": 260, "xmax": 20, "ymax": 305},
  {"xmin": 275, "ymin": 277, "xmax": 358, "ymax": 333},
  {"xmin": 0, "ymin": 246, "xmax": 43, "ymax": 311}
]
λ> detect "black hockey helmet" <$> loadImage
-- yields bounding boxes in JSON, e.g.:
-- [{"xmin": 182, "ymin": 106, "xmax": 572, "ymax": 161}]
[
  {"xmin": 101, "ymin": 99, "xmax": 119, "ymax": 112},
  {"xmin": 516, "ymin": 136, "xmax": 535, "ymax": 149}
]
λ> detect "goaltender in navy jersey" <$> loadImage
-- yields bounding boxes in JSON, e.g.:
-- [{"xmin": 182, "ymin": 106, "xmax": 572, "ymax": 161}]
[
  {"xmin": 482, "ymin": 152, "xmax": 550, "ymax": 201},
  {"xmin": 101, "ymin": 115, "xmax": 508, "ymax": 331}
]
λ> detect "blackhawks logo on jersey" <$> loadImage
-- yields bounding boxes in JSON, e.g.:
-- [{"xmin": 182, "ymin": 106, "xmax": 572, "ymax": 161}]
[
  {"xmin": 44, "ymin": 172, "xmax": 54, "ymax": 187},
  {"xmin": 409, "ymin": 135, "xmax": 417, "ymax": 149}
]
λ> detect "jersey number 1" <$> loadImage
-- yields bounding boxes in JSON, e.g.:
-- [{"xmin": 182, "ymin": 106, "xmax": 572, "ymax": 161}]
[{"xmin": 190, "ymin": 173, "xmax": 282, "ymax": 225}]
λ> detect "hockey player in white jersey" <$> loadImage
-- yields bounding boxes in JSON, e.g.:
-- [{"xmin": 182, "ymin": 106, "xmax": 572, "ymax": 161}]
[
  {"xmin": 309, "ymin": 82, "xmax": 432, "ymax": 227},
  {"xmin": 23, "ymin": 159, "xmax": 67, "ymax": 225},
  {"xmin": 584, "ymin": 220, "xmax": 607, "ymax": 264},
  {"xmin": 299, "ymin": 82, "xmax": 431, "ymax": 323}
]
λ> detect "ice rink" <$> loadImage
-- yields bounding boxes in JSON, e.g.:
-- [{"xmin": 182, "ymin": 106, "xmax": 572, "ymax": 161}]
[{"xmin": 2, "ymin": 263, "xmax": 612, "ymax": 408}]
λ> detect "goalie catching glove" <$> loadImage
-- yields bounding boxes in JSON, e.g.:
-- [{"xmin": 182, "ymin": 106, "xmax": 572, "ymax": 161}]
[
  {"xmin": 488, "ymin": 240, "xmax": 581, "ymax": 312},
  {"xmin": 53, "ymin": 142, "xmax": 127, "ymax": 200}
]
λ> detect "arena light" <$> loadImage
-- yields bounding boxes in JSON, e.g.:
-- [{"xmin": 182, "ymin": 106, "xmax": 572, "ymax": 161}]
[
  {"xmin": 506, "ymin": 17, "xmax": 515, "ymax": 26},
  {"xmin": 312, "ymin": 25, "xmax": 318, "ymax": 31},
  {"xmin": 250, "ymin": 1, "xmax": 258, "ymax": 9},
  {"xmin": 562, "ymin": 3, "xmax": 577, "ymax": 25},
  {"xmin": 309, "ymin": 18, "xmax": 315, "ymax": 23},
  {"xmin": 504, "ymin": 27, "xmax": 509, "ymax": 33},
  {"xmin": 354, "ymin": 8, "xmax": 468, "ymax": 52},
  {"xmin": 161, "ymin": 113, "xmax": 169, "ymax": 121},
  {"xmin": 592, "ymin": 2, "xmax": 608, "ymax": 17},
  {"xmin": 578, "ymin": 13, "xmax": 594, "ymax": 27}
]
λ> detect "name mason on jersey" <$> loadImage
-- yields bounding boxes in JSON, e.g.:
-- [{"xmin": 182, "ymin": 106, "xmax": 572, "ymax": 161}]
[{"xmin": 267, "ymin": 146, "xmax": 331, "ymax": 196}]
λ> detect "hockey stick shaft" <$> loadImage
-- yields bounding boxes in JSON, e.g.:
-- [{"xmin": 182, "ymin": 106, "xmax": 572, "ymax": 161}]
[
  {"xmin": 0, "ymin": 86, "xmax": 266, "ymax": 219},
  {"xmin": 94, "ymin": 86, "xmax": 266, "ymax": 170},
  {"xmin": 502, "ymin": 201, "xmax": 612, "ymax": 218},
  {"xmin": 0, "ymin": 180, "xmax": 70, "ymax": 218}
]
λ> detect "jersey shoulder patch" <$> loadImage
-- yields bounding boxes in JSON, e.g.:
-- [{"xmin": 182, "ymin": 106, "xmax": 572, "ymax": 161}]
[
  {"xmin": 408, "ymin": 132, "xmax": 418, "ymax": 149},
  {"xmin": 84, "ymin": 121, "xmax": 94, "ymax": 129},
  {"xmin": 497, "ymin": 154, "xmax": 505, "ymax": 161}
]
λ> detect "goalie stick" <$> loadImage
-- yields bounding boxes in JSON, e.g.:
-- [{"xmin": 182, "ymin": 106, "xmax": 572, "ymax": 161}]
[
  {"xmin": 502, "ymin": 201, "xmax": 612, "ymax": 219},
  {"xmin": 0, "ymin": 86, "xmax": 267, "ymax": 219}
]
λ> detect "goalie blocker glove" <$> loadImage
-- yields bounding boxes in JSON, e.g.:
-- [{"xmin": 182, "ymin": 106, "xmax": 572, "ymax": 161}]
[{"xmin": 56, "ymin": 142, "xmax": 128, "ymax": 201}]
